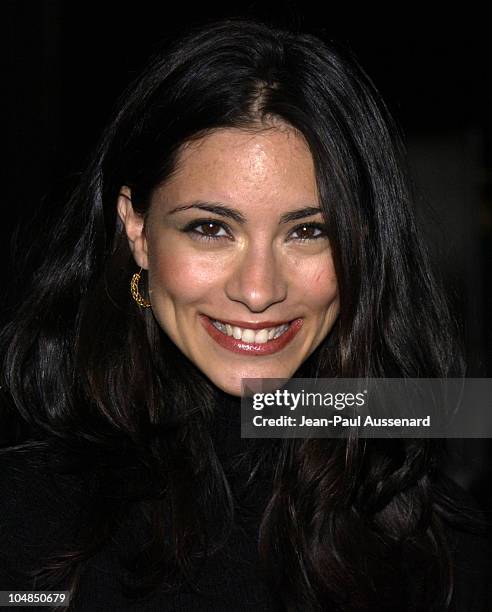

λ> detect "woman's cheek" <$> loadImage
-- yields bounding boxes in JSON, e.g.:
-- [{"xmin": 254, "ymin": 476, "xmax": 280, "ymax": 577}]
[
  {"xmin": 292, "ymin": 254, "xmax": 338, "ymax": 307},
  {"xmin": 148, "ymin": 246, "xmax": 229, "ymax": 301}
]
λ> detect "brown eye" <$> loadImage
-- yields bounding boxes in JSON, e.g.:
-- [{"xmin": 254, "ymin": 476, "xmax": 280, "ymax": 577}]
[
  {"xmin": 198, "ymin": 222, "xmax": 223, "ymax": 236},
  {"xmin": 291, "ymin": 223, "xmax": 326, "ymax": 241},
  {"xmin": 182, "ymin": 219, "xmax": 231, "ymax": 241}
]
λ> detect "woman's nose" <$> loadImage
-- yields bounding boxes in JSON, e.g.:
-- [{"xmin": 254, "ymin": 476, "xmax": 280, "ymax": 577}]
[{"xmin": 224, "ymin": 243, "xmax": 288, "ymax": 312}]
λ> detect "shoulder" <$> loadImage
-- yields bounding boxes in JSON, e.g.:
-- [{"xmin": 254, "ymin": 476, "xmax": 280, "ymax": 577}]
[{"xmin": 0, "ymin": 444, "xmax": 94, "ymax": 588}]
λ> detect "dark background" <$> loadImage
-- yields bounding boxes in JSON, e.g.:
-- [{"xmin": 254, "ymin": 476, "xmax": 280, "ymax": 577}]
[{"xmin": 4, "ymin": 2, "xmax": 491, "ymax": 507}]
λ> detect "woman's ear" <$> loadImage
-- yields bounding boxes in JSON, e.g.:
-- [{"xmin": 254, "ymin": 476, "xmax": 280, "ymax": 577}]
[{"xmin": 117, "ymin": 186, "xmax": 149, "ymax": 270}]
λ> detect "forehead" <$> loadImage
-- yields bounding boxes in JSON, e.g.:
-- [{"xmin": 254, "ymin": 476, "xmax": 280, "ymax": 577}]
[{"xmin": 151, "ymin": 126, "xmax": 319, "ymax": 211}]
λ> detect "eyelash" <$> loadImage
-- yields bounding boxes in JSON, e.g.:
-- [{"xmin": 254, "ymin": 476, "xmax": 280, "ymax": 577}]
[{"xmin": 181, "ymin": 219, "xmax": 328, "ymax": 243}]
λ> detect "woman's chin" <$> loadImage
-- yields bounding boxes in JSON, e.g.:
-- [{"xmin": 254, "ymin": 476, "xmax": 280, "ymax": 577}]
[
  {"xmin": 211, "ymin": 377, "xmax": 246, "ymax": 398},
  {"xmin": 208, "ymin": 368, "xmax": 295, "ymax": 398}
]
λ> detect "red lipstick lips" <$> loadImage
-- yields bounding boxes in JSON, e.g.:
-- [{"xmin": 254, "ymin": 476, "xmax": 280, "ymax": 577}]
[{"xmin": 200, "ymin": 315, "xmax": 303, "ymax": 356}]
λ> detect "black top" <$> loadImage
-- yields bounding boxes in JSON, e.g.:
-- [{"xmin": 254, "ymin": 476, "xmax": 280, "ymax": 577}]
[
  {"xmin": 0, "ymin": 406, "xmax": 491, "ymax": 611},
  {"xmin": 0, "ymin": 404, "xmax": 280, "ymax": 611}
]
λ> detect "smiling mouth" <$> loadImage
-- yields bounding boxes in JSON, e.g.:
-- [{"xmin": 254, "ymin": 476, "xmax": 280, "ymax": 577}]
[
  {"xmin": 209, "ymin": 319, "xmax": 291, "ymax": 344},
  {"xmin": 200, "ymin": 315, "xmax": 303, "ymax": 356}
]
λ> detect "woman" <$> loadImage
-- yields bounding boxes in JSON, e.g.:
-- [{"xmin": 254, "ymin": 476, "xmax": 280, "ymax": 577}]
[{"xmin": 0, "ymin": 19, "xmax": 489, "ymax": 611}]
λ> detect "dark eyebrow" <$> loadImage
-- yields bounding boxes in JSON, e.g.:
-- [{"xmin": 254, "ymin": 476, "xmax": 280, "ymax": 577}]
[
  {"xmin": 279, "ymin": 206, "xmax": 323, "ymax": 224},
  {"xmin": 167, "ymin": 202, "xmax": 246, "ymax": 223},
  {"xmin": 167, "ymin": 201, "xmax": 323, "ymax": 224}
]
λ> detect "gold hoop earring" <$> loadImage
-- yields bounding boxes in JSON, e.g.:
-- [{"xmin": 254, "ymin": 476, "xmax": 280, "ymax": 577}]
[{"xmin": 130, "ymin": 268, "xmax": 151, "ymax": 308}]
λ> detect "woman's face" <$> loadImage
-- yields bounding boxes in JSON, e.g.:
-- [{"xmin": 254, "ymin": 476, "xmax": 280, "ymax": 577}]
[{"xmin": 118, "ymin": 126, "xmax": 339, "ymax": 396}]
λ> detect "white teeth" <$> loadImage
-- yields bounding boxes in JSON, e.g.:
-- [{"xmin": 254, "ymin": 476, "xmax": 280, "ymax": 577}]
[
  {"xmin": 211, "ymin": 319, "xmax": 292, "ymax": 344},
  {"xmin": 255, "ymin": 329, "xmax": 269, "ymax": 344},
  {"xmin": 242, "ymin": 329, "xmax": 256, "ymax": 343}
]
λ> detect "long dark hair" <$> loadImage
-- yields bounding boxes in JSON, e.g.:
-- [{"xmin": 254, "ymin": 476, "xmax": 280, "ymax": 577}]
[{"xmin": 1, "ymin": 19, "xmax": 466, "ymax": 610}]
